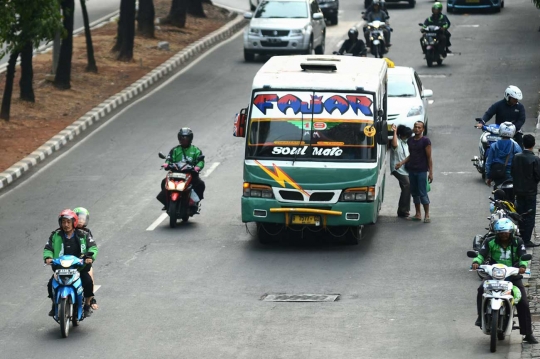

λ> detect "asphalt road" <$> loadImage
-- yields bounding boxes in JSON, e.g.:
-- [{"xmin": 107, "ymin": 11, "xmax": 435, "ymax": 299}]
[
  {"xmin": 0, "ymin": 0, "xmax": 539, "ymax": 358},
  {"xmin": 0, "ymin": 0, "xmax": 121, "ymax": 66}
]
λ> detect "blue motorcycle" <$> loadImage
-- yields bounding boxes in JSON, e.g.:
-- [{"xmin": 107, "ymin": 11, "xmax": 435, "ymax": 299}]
[
  {"xmin": 472, "ymin": 118, "xmax": 501, "ymax": 180},
  {"xmin": 50, "ymin": 253, "xmax": 92, "ymax": 338}
]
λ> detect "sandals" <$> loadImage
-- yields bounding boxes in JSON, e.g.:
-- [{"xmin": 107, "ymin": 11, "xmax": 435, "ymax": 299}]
[
  {"xmin": 424, "ymin": 218, "xmax": 431, "ymax": 223},
  {"xmin": 84, "ymin": 298, "xmax": 98, "ymax": 317}
]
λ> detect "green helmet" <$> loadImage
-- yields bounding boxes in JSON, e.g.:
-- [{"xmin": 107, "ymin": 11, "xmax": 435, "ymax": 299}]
[
  {"xmin": 73, "ymin": 207, "xmax": 90, "ymax": 228},
  {"xmin": 432, "ymin": 2, "xmax": 443, "ymax": 10}
]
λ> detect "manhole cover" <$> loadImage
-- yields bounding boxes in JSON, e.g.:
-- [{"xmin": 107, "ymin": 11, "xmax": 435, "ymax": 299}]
[{"xmin": 262, "ymin": 294, "xmax": 340, "ymax": 302}]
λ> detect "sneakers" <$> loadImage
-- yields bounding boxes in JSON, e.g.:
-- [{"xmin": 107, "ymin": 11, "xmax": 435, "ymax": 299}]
[
  {"xmin": 48, "ymin": 304, "xmax": 55, "ymax": 317},
  {"xmin": 475, "ymin": 317, "xmax": 481, "ymax": 327},
  {"xmin": 446, "ymin": 48, "xmax": 452, "ymax": 53},
  {"xmin": 524, "ymin": 334, "xmax": 539, "ymax": 344}
]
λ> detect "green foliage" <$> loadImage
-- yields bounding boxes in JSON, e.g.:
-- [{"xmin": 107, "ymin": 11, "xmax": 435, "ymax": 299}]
[
  {"xmin": 0, "ymin": 0, "xmax": 63, "ymax": 59},
  {"xmin": 533, "ymin": 0, "xmax": 540, "ymax": 9}
]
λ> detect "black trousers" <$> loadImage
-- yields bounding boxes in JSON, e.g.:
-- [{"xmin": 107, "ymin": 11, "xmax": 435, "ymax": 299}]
[
  {"xmin": 477, "ymin": 278, "xmax": 532, "ymax": 335},
  {"xmin": 392, "ymin": 171, "xmax": 411, "ymax": 215},
  {"xmin": 48, "ymin": 265, "xmax": 94, "ymax": 300},
  {"xmin": 516, "ymin": 195, "xmax": 536, "ymax": 243},
  {"xmin": 158, "ymin": 175, "xmax": 205, "ymax": 206},
  {"xmin": 514, "ymin": 132, "xmax": 524, "ymax": 149}
]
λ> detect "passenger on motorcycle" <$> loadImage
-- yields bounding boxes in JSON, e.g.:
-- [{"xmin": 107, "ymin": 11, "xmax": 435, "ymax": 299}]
[
  {"xmin": 73, "ymin": 207, "xmax": 98, "ymax": 308},
  {"xmin": 477, "ymin": 86, "xmax": 526, "ymax": 148},
  {"xmin": 44, "ymin": 209, "xmax": 98, "ymax": 317},
  {"xmin": 485, "ymin": 122, "xmax": 522, "ymax": 188},
  {"xmin": 471, "ymin": 218, "xmax": 538, "ymax": 344},
  {"xmin": 421, "ymin": 2, "xmax": 450, "ymax": 57},
  {"xmin": 364, "ymin": 0, "xmax": 389, "ymax": 17},
  {"xmin": 158, "ymin": 127, "xmax": 206, "ymax": 210},
  {"xmin": 338, "ymin": 28, "xmax": 367, "ymax": 57},
  {"xmin": 363, "ymin": 1, "xmax": 391, "ymax": 49}
]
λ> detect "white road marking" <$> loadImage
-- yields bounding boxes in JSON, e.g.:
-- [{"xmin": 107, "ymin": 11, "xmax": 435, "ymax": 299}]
[
  {"xmin": 0, "ymin": 31, "xmax": 244, "ymax": 201},
  {"xmin": 441, "ymin": 171, "xmax": 474, "ymax": 175},
  {"xmin": 419, "ymin": 74, "xmax": 447, "ymax": 78},
  {"xmin": 146, "ymin": 213, "xmax": 168, "ymax": 231},
  {"xmin": 457, "ymin": 24, "xmax": 479, "ymax": 27},
  {"xmin": 94, "ymin": 285, "xmax": 101, "ymax": 292},
  {"xmin": 202, "ymin": 162, "xmax": 220, "ymax": 178},
  {"xmin": 428, "ymin": 100, "xmax": 434, "ymax": 105}
]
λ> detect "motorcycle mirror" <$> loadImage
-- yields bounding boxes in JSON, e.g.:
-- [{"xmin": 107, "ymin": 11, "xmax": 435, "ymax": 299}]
[
  {"xmin": 466, "ymin": 250, "xmax": 478, "ymax": 258},
  {"xmin": 158, "ymin": 152, "xmax": 166, "ymax": 159},
  {"xmin": 197, "ymin": 155, "xmax": 205, "ymax": 162},
  {"xmin": 521, "ymin": 254, "xmax": 532, "ymax": 261},
  {"xmin": 361, "ymin": 11, "xmax": 365, "ymax": 14},
  {"xmin": 418, "ymin": 23, "xmax": 423, "ymax": 26}
]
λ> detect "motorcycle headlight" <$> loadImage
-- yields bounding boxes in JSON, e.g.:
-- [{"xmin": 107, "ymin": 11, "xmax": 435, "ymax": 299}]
[
  {"xmin": 407, "ymin": 106, "xmax": 423, "ymax": 117},
  {"xmin": 492, "ymin": 267, "xmax": 506, "ymax": 280},
  {"xmin": 175, "ymin": 182, "xmax": 186, "ymax": 191},
  {"xmin": 249, "ymin": 28, "xmax": 260, "ymax": 35}
]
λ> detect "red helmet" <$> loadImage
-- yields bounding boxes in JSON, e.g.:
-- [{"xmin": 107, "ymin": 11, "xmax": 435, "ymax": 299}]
[{"xmin": 58, "ymin": 209, "xmax": 78, "ymax": 228}]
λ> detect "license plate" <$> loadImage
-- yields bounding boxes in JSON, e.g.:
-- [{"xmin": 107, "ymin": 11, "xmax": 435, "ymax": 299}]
[
  {"xmin": 466, "ymin": 0, "xmax": 480, "ymax": 3},
  {"xmin": 57, "ymin": 269, "xmax": 77, "ymax": 275},
  {"xmin": 267, "ymin": 37, "xmax": 282, "ymax": 44},
  {"xmin": 292, "ymin": 215, "xmax": 320, "ymax": 225},
  {"xmin": 486, "ymin": 136, "xmax": 499, "ymax": 141}
]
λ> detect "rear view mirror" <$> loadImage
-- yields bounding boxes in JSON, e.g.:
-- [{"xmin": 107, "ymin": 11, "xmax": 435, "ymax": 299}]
[
  {"xmin": 421, "ymin": 89, "xmax": 433, "ymax": 98},
  {"xmin": 313, "ymin": 13, "xmax": 324, "ymax": 20},
  {"xmin": 418, "ymin": 23, "xmax": 423, "ymax": 26},
  {"xmin": 244, "ymin": 12, "xmax": 253, "ymax": 19},
  {"xmin": 158, "ymin": 152, "xmax": 166, "ymax": 159},
  {"xmin": 521, "ymin": 254, "xmax": 532, "ymax": 261},
  {"xmin": 467, "ymin": 250, "xmax": 478, "ymax": 258},
  {"xmin": 233, "ymin": 108, "xmax": 248, "ymax": 138},
  {"xmin": 375, "ymin": 120, "xmax": 388, "ymax": 145}
]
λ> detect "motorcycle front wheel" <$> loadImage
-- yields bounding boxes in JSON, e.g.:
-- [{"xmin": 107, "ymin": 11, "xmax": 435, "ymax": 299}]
[
  {"xmin": 491, "ymin": 310, "xmax": 499, "ymax": 352},
  {"xmin": 72, "ymin": 302, "xmax": 79, "ymax": 326},
  {"xmin": 59, "ymin": 297, "xmax": 71, "ymax": 338},
  {"xmin": 169, "ymin": 200, "xmax": 178, "ymax": 228},
  {"xmin": 426, "ymin": 51, "xmax": 433, "ymax": 67}
]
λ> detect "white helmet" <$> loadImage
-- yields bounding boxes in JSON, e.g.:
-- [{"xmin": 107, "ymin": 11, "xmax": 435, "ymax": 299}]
[
  {"xmin": 499, "ymin": 121, "xmax": 516, "ymax": 138},
  {"xmin": 504, "ymin": 85, "xmax": 522, "ymax": 101}
]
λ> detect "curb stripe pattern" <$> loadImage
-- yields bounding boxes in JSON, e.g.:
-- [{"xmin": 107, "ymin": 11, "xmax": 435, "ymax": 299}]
[{"xmin": 0, "ymin": 14, "xmax": 246, "ymax": 190}]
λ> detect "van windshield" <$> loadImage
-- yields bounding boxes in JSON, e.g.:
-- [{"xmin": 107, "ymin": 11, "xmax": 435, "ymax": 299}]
[
  {"xmin": 247, "ymin": 91, "xmax": 377, "ymax": 162},
  {"xmin": 255, "ymin": 1, "xmax": 309, "ymax": 18}
]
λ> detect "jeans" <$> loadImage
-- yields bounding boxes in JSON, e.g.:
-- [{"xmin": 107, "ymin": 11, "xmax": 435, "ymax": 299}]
[
  {"xmin": 392, "ymin": 171, "xmax": 410, "ymax": 215},
  {"xmin": 409, "ymin": 171, "xmax": 430, "ymax": 205},
  {"xmin": 516, "ymin": 195, "xmax": 536, "ymax": 243},
  {"xmin": 477, "ymin": 278, "xmax": 532, "ymax": 335}
]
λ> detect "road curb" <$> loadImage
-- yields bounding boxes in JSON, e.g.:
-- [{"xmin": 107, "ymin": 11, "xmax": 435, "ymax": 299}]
[{"xmin": 0, "ymin": 14, "xmax": 246, "ymax": 190}]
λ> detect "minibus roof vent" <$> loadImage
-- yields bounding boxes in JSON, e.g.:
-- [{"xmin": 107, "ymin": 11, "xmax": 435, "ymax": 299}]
[{"xmin": 300, "ymin": 62, "xmax": 337, "ymax": 72}]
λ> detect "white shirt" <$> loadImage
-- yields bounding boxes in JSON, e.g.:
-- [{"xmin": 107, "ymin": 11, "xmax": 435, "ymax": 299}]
[{"xmin": 390, "ymin": 138, "xmax": 409, "ymax": 176}]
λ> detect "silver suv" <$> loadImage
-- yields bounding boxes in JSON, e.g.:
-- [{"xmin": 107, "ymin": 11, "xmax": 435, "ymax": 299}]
[{"xmin": 243, "ymin": 0, "xmax": 326, "ymax": 62}]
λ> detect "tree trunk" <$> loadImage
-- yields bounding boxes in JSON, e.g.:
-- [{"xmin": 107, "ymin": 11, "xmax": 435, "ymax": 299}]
[
  {"xmin": 163, "ymin": 0, "xmax": 187, "ymax": 28},
  {"xmin": 113, "ymin": 0, "xmax": 136, "ymax": 61},
  {"xmin": 0, "ymin": 52, "xmax": 20, "ymax": 121},
  {"xmin": 137, "ymin": 0, "xmax": 155, "ymax": 38},
  {"xmin": 54, "ymin": 0, "xmax": 75, "ymax": 89},
  {"xmin": 80, "ymin": 0, "xmax": 98, "ymax": 72},
  {"xmin": 187, "ymin": 0, "xmax": 206, "ymax": 17},
  {"xmin": 20, "ymin": 41, "xmax": 35, "ymax": 102}
]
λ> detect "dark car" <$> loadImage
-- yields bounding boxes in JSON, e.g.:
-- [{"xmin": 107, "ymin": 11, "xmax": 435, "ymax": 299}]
[
  {"xmin": 447, "ymin": 0, "xmax": 503, "ymax": 13},
  {"xmin": 318, "ymin": 0, "xmax": 339, "ymax": 25}
]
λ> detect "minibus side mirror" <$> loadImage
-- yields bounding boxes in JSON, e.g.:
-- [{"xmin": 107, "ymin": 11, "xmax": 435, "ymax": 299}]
[
  {"xmin": 233, "ymin": 108, "xmax": 247, "ymax": 138},
  {"xmin": 375, "ymin": 120, "xmax": 388, "ymax": 145}
]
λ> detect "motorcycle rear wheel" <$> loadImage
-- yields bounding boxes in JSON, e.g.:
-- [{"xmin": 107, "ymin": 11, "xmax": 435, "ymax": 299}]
[
  {"xmin": 491, "ymin": 310, "xmax": 498, "ymax": 352},
  {"xmin": 169, "ymin": 201, "xmax": 178, "ymax": 228},
  {"xmin": 59, "ymin": 297, "xmax": 71, "ymax": 338}
]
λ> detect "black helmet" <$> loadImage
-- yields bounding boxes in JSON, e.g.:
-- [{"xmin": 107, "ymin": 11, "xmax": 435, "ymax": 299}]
[
  {"xmin": 178, "ymin": 127, "xmax": 194, "ymax": 148},
  {"xmin": 348, "ymin": 28, "xmax": 358, "ymax": 40},
  {"xmin": 373, "ymin": 0, "xmax": 381, "ymax": 6}
]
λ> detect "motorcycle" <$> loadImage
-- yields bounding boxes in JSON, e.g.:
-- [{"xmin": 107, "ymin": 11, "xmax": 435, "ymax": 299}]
[
  {"xmin": 366, "ymin": 20, "xmax": 387, "ymax": 58},
  {"xmin": 159, "ymin": 152, "xmax": 204, "ymax": 228},
  {"xmin": 49, "ymin": 253, "xmax": 93, "ymax": 338},
  {"xmin": 471, "ymin": 118, "xmax": 501, "ymax": 180},
  {"xmin": 419, "ymin": 23, "xmax": 444, "ymax": 67},
  {"xmin": 467, "ymin": 251, "xmax": 532, "ymax": 353}
]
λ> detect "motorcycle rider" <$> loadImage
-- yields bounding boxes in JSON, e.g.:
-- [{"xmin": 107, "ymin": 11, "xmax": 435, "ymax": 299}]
[
  {"xmin": 158, "ymin": 127, "xmax": 206, "ymax": 211},
  {"xmin": 73, "ymin": 207, "xmax": 99, "ymax": 305},
  {"xmin": 44, "ymin": 209, "xmax": 98, "ymax": 317},
  {"xmin": 364, "ymin": 0, "xmax": 389, "ymax": 17},
  {"xmin": 363, "ymin": 1, "xmax": 391, "ymax": 50},
  {"xmin": 485, "ymin": 122, "xmax": 522, "ymax": 190},
  {"xmin": 421, "ymin": 2, "xmax": 450, "ymax": 57},
  {"xmin": 471, "ymin": 218, "xmax": 538, "ymax": 344},
  {"xmin": 477, "ymin": 86, "xmax": 526, "ymax": 148},
  {"xmin": 337, "ymin": 28, "xmax": 367, "ymax": 57}
]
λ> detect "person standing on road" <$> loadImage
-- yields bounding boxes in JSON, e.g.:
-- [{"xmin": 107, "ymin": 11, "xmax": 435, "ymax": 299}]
[
  {"xmin": 477, "ymin": 86, "xmax": 526, "ymax": 148},
  {"xmin": 511, "ymin": 134, "xmax": 540, "ymax": 247},
  {"xmin": 390, "ymin": 124, "xmax": 412, "ymax": 218},
  {"xmin": 395, "ymin": 121, "xmax": 432, "ymax": 223},
  {"xmin": 485, "ymin": 122, "xmax": 522, "ymax": 193}
]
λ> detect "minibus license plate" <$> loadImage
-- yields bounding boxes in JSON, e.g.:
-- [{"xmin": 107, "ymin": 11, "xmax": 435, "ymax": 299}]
[
  {"xmin": 292, "ymin": 215, "xmax": 320, "ymax": 225},
  {"xmin": 466, "ymin": 0, "xmax": 480, "ymax": 3}
]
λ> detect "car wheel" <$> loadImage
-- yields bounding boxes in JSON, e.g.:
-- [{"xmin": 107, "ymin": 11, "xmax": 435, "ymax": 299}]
[
  {"xmin": 331, "ymin": 15, "xmax": 338, "ymax": 25},
  {"xmin": 501, "ymin": 0, "xmax": 504, "ymax": 8},
  {"xmin": 408, "ymin": 0, "xmax": 415, "ymax": 7},
  {"xmin": 244, "ymin": 49, "xmax": 255, "ymax": 62},
  {"xmin": 493, "ymin": 4, "xmax": 501, "ymax": 12},
  {"xmin": 447, "ymin": 4, "xmax": 453, "ymax": 13},
  {"xmin": 315, "ymin": 33, "xmax": 325, "ymax": 54}
]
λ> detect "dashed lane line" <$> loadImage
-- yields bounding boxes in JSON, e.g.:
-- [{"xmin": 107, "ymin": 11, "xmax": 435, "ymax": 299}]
[{"xmin": 202, "ymin": 162, "xmax": 220, "ymax": 178}]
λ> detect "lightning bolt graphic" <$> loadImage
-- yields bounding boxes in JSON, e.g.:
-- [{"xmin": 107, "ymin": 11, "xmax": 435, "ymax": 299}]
[{"xmin": 255, "ymin": 160, "xmax": 310, "ymax": 197}]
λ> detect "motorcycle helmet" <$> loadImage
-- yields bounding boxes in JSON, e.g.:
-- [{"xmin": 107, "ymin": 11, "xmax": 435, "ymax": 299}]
[
  {"xmin": 494, "ymin": 218, "xmax": 514, "ymax": 234},
  {"xmin": 372, "ymin": 0, "xmax": 381, "ymax": 7},
  {"xmin": 73, "ymin": 207, "xmax": 90, "ymax": 228},
  {"xmin": 348, "ymin": 28, "xmax": 358, "ymax": 40},
  {"xmin": 492, "ymin": 189, "xmax": 507, "ymax": 201},
  {"xmin": 178, "ymin": 127, "xmax": 194, "ymax": 148},
  {"xmin": 58, "ymin": 209, "xmax": 78, "ymax": 228},
  {"xmin": 504, "ymin": 85, "xmax": 522, "ymax": 102},
  {"xmin": 499, "ymin": 121, "xmax": 516, "ymax": 138},
  {"xmin": 432, "ymin": 2, "xmax": 443, "ymax": 13}
]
